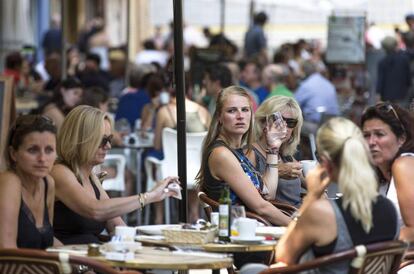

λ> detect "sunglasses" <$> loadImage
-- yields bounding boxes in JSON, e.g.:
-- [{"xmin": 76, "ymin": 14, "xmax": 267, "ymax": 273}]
[
  {"xmin": 100, "ymin": 135, "xmax": 113, "ymax": 148},
  {"xmin": 374, "ymin": 102, "xmax": 406, "ymax": 133},
  {"xmin": 283, "ymin": 117, "xmax": 298, "ymax": 129}
]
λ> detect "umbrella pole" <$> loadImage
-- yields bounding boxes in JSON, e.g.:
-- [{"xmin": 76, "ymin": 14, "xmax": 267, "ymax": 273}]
[{"xmin": 173, "ymin": 0, "xmax": 188, "ymax": 223}]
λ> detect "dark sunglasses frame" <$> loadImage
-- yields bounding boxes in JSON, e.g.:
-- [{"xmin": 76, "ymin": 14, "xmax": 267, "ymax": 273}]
[
  {"xmin": 374, "ymin": 102, "xmax": 406, "ymax": 134},
  {"xmin": 282, "ymin": 117, "xmax": 298, "ymax": 129},
  {"xmin": 100, "ymin": 134, "xmax": 113, "ymax": 148}
]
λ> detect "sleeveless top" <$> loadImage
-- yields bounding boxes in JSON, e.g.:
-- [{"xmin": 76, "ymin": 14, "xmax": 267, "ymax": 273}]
[
  {"xmin": 202, "ymin": 140, "xmax": 264, "ymax": 206},
  {"xmin": 166, "ymin": 105, "xmax": 207, "ymax": 133},
  {"xmin": 253, "ymin": 147, "xmax": 302, "ymax": 207},
  {"xmin": 386, "ymin": 152, "xmax": 414, "ymax": 227},
  {"xmin": 54, "ymin": 176, "xmax": 106, "ymax": 244},
  {"xmin": 17, "ymin": 178, "xmax": 54, "ymax": 249},
  {"xmin": 299, "ymin": 196, "xmax": 398, "ymax": 274}
]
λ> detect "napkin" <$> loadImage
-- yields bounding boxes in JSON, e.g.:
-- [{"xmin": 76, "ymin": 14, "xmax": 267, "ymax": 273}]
[{"xmin": 165, "ymin": 182, "xmax": 182, "ymax": 200}]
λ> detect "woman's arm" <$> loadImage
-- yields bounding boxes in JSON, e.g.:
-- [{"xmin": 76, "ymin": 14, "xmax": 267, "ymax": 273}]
[
  {"xmin": 277, "ymin": 166, "xmax": 335, "ymax": 264},
  {"xmin": 0, "ymin": 172, "xmax": 21, "ymax": 248},
  {"xmin": 246, "ymin": 147, "xmax": 279, "ymax": 200},
  {"xmin": 154, "ymin": 107, "xmax": 168, "ymax": 150},
  {"xmin": 276, "ymin": 198, "xmax": 336, "ymax": 264},
  {"xmin": 210, "ymin": 147, "xmax": 290, "ymax": 226},
  {"xmin": 52, "ymin": 164, "xmax": 177, "ymax": 222},
  {"xmin": 392, "ymin": 156, "xmax": 414, "ymax": 241},
  {"xmin": 90, "ymin": 176, "xmax": 127, "ymax": 234}
]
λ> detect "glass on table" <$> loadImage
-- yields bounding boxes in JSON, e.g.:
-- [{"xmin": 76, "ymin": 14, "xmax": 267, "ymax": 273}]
[{"xmin": 231, "ymin": 205, "xmax": 246, "ymax": 236}]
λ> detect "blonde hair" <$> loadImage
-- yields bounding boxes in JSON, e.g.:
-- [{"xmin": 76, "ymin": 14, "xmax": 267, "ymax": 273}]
[
  {"xmin": 254, "ymin": 96, "xmax": 303, "ymax": 156},
  {"xmin": 195, "ymin": 85, "xmax": 254, "ymax": 188},
  {"xmin": 317, "ymin": 117, "xmax": 378, "ymax": 233},
  {"xmin": 57, "ymin": 105, "xmax": 112, "ymax": 182}
]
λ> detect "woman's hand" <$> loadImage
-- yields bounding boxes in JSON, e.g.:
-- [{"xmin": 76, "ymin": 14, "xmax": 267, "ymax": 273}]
[
  {"xmin": 264, "ymin": 118, "xmax": 287, "ymax": 150},
  {"xmin": 147, "ymin": 176, "xmax": 180, "ymax": 203},
  {"xmin": 279, "ymin": 162, "xmax": 303, "ymax": 179},
  {"xmin": 305, "ymin": 165, "xmax": 330, "ymax": 199}
]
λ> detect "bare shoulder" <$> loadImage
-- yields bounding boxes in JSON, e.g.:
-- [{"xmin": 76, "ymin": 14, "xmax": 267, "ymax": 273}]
[
  {"xmin": 392, "ymin": 154, "xmax": 414, "ymax": 172},
  {"xmin": 51, "ymin": 164, "xmax": 77, "ymax": 184},
  {"xmin": 302, "ymin": 199, "xmax": 335, "ymax": 225},
  {"xmin": 209, "ymin": 146, "xmax": 236, "ymax": 163},
  {"xmin": 0, "ymin": 171, "xmax": 22, "ymax": 189}
]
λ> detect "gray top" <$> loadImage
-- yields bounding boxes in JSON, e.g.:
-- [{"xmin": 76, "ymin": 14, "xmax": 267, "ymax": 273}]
[{"xmin": 253, "ymin": 147, "xmax": 302, "ymax": 207}]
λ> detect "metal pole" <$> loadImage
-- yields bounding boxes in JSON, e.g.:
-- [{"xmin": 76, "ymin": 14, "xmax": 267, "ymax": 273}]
[
  {"xmin": 173, "ymin": 0, "xmax": 187, "ymax": 223},
  {"xmin": 220, "ymin": 0, "xmax": 225, "ymax": 34},
  {"xmin": 125, "ymin": 0, "xmax": 131, "ymax": 85},
  {"xmin": 61, "ymin": 0, "xmax": 67, "ymax": 80}
]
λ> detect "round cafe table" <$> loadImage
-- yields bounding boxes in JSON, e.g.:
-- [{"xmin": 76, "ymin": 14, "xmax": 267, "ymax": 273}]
[{"xmin": 47, "ymin": 245, "xmax": 232, "ymax": 273}]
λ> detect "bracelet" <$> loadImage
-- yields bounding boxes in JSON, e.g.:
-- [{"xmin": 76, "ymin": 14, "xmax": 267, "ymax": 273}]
[
  {"xmin": 267, "ymin": 163, "xmax": 278, "ymax": 168},
  {"xmin": 138, "ymin": 193, "xmax": 147, "ymax": 208},
  {"xmin": 292, "ymin": 211, "xmax": 301, "ymax": 222},
  {"xmin": 266, "ymin": 148, "xmax": 279, "ymax": 155}
]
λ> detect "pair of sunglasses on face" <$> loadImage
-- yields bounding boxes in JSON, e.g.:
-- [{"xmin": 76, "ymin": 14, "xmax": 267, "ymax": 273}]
[
  {"xmin": 266, "ymin": 112, "xmax": 298, "ymax": 129},
  {"xmin": 100, "ymin": 135, "xmax": 113, "ymax": 148}
]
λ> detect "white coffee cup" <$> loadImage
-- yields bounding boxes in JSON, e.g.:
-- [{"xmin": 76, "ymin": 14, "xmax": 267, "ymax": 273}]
[
  {"xmin": 300, "ymin": 160, "xmax": 318, "ymax": 177},
  {"xmin": 237, "ymin": 217, "xmax": 257, "ymax": 239},
  {"xmin": 115, "ymin": 226, "xmax": 136, "ymax": 242}
]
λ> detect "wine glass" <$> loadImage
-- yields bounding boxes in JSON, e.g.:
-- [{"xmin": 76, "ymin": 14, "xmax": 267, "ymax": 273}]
[{"xmin": 231, "ymin": 205, "xmax": 246, "ymax": 236}]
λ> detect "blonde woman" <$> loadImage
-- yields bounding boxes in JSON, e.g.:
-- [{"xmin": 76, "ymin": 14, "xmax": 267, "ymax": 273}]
[
  {"xmin": 196, "ymin": 86, "xmax": 290, "ymax": 226},
  {"xmin": 276, "ymin": 117, "xmax": 398, "ymax": 273},
  {"xmin": 51, "ymin": 105, "xmax": 178, "ymax": 244},
  {"xmin": 249, "ymin": 96, "xmax": 303, "ymax": 207}
]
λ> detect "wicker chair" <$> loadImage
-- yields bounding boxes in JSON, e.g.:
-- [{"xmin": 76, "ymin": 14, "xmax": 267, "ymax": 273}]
[
  {"xmin": 0, "ymin": 248, "xmax": 142, "ymax": 274},
  {"xmin": 253, "ymin": 240, "xmax": 408, "ymax": 274},
  {"xmin": 399, "ymin": 244, "xmax": 414, "ymax": 272}
]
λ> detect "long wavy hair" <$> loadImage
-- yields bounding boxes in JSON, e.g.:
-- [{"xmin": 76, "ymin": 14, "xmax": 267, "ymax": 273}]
[
  {"xmin": 317, "ymin": 117, "xmax": 378, "ymax": 233},
  {"xmin": 57, "ymin": 105, "xmax": 112, "ymax": 182},
  {"xmin": 195, "ymin": 86, "xmax": 254, "ymax": 189},
  {"xmin": 254, "ymin": 96, "xmax": 303, "ymax": 156}
]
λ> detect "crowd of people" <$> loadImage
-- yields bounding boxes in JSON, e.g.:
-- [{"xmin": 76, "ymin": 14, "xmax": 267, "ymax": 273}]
[{"xmin": 1, "ymin": 9, "xmax": 414, "ymax": 273}]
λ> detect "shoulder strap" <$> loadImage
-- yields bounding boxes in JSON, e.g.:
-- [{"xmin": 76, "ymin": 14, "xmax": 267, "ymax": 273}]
[{"xmin": 89, "ymin": 176, "xmax": 101, "ymax": 200}]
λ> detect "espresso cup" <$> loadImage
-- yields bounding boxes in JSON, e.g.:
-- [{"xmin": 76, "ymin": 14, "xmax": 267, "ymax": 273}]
[
  {"xmin": 237, "ymin": 217, "xmax": 257, "ymax": 239},
  {"xmin": 115, "ymin": 226, "xmax": 136, "ymax": 242},
  {"xmin": 300, "ymin": 160, "xmax": 318, "ymax": 177}
]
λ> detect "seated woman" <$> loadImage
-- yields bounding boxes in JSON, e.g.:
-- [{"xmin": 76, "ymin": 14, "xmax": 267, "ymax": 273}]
[
  {"xmin": 39, "ymin": 77, "xmax": 83, "ymax": 131},
  {"xmin": 51, "ymin": 105, "xmax": 179, "ymax": 244},
  {"xmin": 149, "ymin": 78, "xmax": 211, "ymax": 224},
  {"xmin": 249, "ymin": 96, "xmax": 304, "ymax": 207},
  {"xmin": 361, "ymin": 102, "xmax": 414, "ymax": 241},
  {"xmin": 0, "ymin": 115, "xmax": 58, "ymax": 248},
  {"xmin": 276, "ymin": 117, "xmax": 399, "ymax": 273},
  {"xmin": 196, "ymin": 86, "xmax": 290, "ymax": 226}
]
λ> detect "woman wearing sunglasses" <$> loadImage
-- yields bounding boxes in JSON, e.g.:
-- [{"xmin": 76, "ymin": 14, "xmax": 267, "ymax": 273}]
[
  {"xmin": 361, "ymin": 102, "xmax": 414, "ymax": 241},
  {"xmin": 51, "ymin": 105, "xmax": 178, "ymax": 244},
  {"xmin": 0, "ymin": 115, "xmax": 59, "ymax": 248},
  {"xmin": 249, "ymin": 96, "xmax": 304, "ymax": 207}
]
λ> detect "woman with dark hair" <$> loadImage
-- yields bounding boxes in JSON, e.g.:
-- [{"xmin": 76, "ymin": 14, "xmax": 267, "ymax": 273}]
[
  {"xmin": 40, "ymin": 77, "xmax": 83, "ymax": 131},
  {"xmin": 0, "ymin": 115, "xmax": 59, "ymax": 248},
  {"xmin": 361, "ymin": 102, "xmax": 414, "ymax": 241},
  {"xmin": 81, "ymin": 86, "xmax": 109, "ymax": 112}
]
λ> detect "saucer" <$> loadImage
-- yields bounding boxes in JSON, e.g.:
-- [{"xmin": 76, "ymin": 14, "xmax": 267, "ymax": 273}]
[{"xmin": 230, "ymin": 236, "xmax": 265, "ymax": 244}]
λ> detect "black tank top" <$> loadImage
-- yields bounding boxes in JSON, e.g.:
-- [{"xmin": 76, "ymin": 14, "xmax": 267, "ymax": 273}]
[
  {"xmin": 54, "ymin": 176, "xmax": 106, "ymax": 244},
  {"xmin": 17, "ymin": 178, "xmax": 54, "ymax": 249}
]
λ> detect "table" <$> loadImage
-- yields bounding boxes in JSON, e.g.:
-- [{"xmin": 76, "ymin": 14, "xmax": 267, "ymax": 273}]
[{"xmin": 47, "ymin": 244, "xmax": 232, "ymax": 273}]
